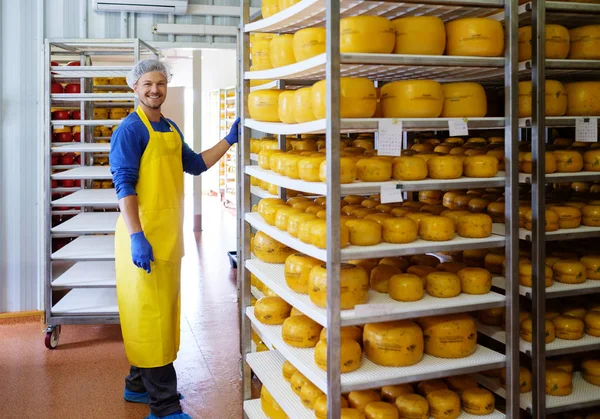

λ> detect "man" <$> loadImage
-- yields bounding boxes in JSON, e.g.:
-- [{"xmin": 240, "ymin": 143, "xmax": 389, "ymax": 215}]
[{"xmin": 109, "ymin": 59, "xmax": 239, "ymax": 419}]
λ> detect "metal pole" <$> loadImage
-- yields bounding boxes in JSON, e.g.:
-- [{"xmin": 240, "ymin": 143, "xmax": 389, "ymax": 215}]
[
  {"xmin": 503, "ymin": 0, "xmax": 521, "ymax": 417},
  {"xmin": 325, "ymin": 0, "xmax": 341, "ymax": 416},
  {"xmin": 44, "ymin": 39, "xmax": 53, "ymax": 325},
  {"xmin": 531, "ymin": 0, "xmax": 547, "ymax": 416}
]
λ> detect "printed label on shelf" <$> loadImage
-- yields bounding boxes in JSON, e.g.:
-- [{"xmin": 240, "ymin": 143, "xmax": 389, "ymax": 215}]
[
  {"xmin": 354, "ymin": 303, "xmax": 399, "ymax": 316},
  {"xmin": 576, "ymin": 117, "xmax": 598, "ymax": 142},
  {"xmin": 380, "ymin": 183, "xmax": 404, "ymax": 204},
  {"xmin": 377, "ymin": 119, "xmax": 403, "ymax": 156},
  {"xmin": 449, "ymin": 118, "xmax": 469, "ymax": 137}
]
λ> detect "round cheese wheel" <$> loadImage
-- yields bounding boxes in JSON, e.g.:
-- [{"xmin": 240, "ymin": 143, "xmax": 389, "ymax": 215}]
[
  {"xmin": 519, "ymin": 367, "xmax": 533, "ymax": 393},
  {"xmin": 290, "ymin": 371, "xmax": 309, "ymax": 396},
  {"xmin": 297, "ymin": 219, "xmax": 325, "ymax": 244},
  {"xmin": 584, "ymin": 311, "xmax": 600, "ymax": 336},
  {"xmin": 249, "ymin": 90, "xmax": 282, "ymax": 122},
  {"xmin": 270, "ymin": 34, "xmax": 296, "ymax": 68},
  {"xmin": 300, "ymin": 380, "xmax": 325, "ymax": 410},
  {"xmin": 425, "ymin": 272, "xmax": 461, "ymax": 298},
  {"xmin": 479, "ymin": 307, "xmax": 505, "ymax": 326},
  {"xmin": 441, "ymin": 210, "xmax": 471, "ymax": 227},
  {"xmin": 581, "ymin": 255, "xmax": 600, "ymax": 280},
  {"xmin": 340, "ymin": 16, "xmax": 395, "ymax": 54},
  {"xmin": 428, "ymin": 156, "xmax": 463, "ymax": 179},
  {"xmin": 286, "ymin": 213, "xmax": 318, "ymax": 238},
  {"xmin": 261, "ymin": 204, "xmax": 291, "ymax": 226},
  {"xmin": 389, "ymin": 274, "xmax": 425, "ymax": 302},
  {"xmin": 298, "ymin": 156, "xmax": 326, "ymax": 182},
  {"xmin": 457, "ymin": 214, "xmax": 493, "ymax": 238},
  {"xmin": 418, "ymin": 190, "xmax": 443, "ymax": 205},
  {"xmin": 293, "ymin": 28, "xmax": 326, "ymax": 62},
  {"xmin": 310, "ymin": 220, "xmax": 351, "ymax": 250},
  {"xmin": 566, "ymin": 81, "xmax": 600, "ymax": 116},
  {"xmin": 446, "ymin": 18, "xmax": 504, "ymax": 57},
  {"xmin": 254, "ymin": 296, "xmax": 291, "ymax": 325},
  {"xmin": 275, "ymin": 207, "xmax": 304, "ymax": 231},
  {"xmin": 553, "ymin": 315, "xmax": 585, "ymax": 340},
  {"xmin": 348, "ymin": 390, "xmax": 382, "ymax": 413},
  {"xmin": 364, "ymin": 401, "xmax": 399, "ymax": 419},
  {"xmin": 419, "ymin": 313, "xmax": 477, "ymax": 358},
  {"xmin": 312, "ymin": 77, "xmax": 377, "ymax": 119},
  {"xmin": 464, "ymin": 155, "xmax": 499, "ymax": 178},
  {"xmin": 426, "ymin": 389, "xmax": 461, "ymax": 419},
  {"xmin": 458, "ymin": 267, "xmax": 492, "ymax": 295},
  {"xmin": 346, "ymin": 219, "xmax": 383, "ymax": 246},
  {"xmin": 308, "ymin": 263, "xmax": 369, "ymax": 309},
  {"xmin": 546, "ymin": 368, "xmax": 573, "ymax": 396},
  {"xmin": 363, "ymin": 321, "xmax": 424, "ymax": 366},
  {"xmin": 282, "ymin": 314, "xmax": 322, "ymax": 348},
  {"xmin": 370, "ymin": 264, "xmax": 402, "ymax": 293},
  {"xmin": 446, "ymin": 375, "xmax": 479, "ymax": 395},
  {"xmin": 392, "ymin": 16, "xmax": 445, "ymax": 55},
  {"xmin": 417, "ymin": 380, "xmax": 448, "ymax": 396},
  {"xmin": 282, "ymin": 360, "xmax": 298, "ymax": 381},
  {"xmin": 553, "ymin": 260, "xmax": 587, "ymax": 284},
  {"xmin": 524, "ymin": 209, "xmax": 560, "ymax": 232},
  {"xmin": 548, "ymin": 205, "xmax": 582, "ymax": 229},
  {"xmin": 314, "ymin": 395, "xmax": 350, "ymax": 419},
  {"xmin": 468, "ymin": 198, "xmax": 490, "ymax": 214},
  {"xmin": 518, "ymin": 80, "xmax": 567, "ymax": 118},
  {"xmin": 356, "ymin": 158, "xmax": 392, "ymax": 182},
  {"xmin": 252, "ymin": 231, "xmax": 295, "ymax": 264},
  {"xmin": 395, "ymin": 394, "xmax": 429, "ymax": 419},
  {"xmin": 484, "ymin": 253, "xmax": 506, "ymax": 274},
  {"xmin": 320, "ymin": 326, "xmax": 362, "ymax": 343},
  {"xmin": 284, "ymin": 253, "xmax": 322, "ymax": 294},
  {"xmin": 419, "ymin": 216, "xmax": 455, "ymax": 241},
  {"xmin": 562, "ymin": 306, "xmax": 586, "ymax": 319},
  {"xmin": 293, "ymin": 87, "xmax": 315, "ymax": 123},
  {"xmin": 520, "ymin": 318, "xmax": 556, "ymax": 343},
  {"xmin": 582, "ymin": 205, "xmax": 600, "ymax": 227},
  {"xmin": 569, "ymin": 25, "xmax": 600, "ymax": 59},
  {"xmin": 381, "ymin": 80, "xmax": 444, "ymax": 118},
  {"xmin": 261, "ymin": 0, "xmax": 279, "ymax": 18},
  {"xmin": 519, "ymin": 24, "xmax": 570, "ymax": 61},
  {"xmin": 461, "ymin": 388, "xmax": 495, "ymax": 415},
  {"xmin": 381, "ymin": 217, "xmax": 418, "ymax": 244},
  {"xmin": 581, "ymin": 359, "xmax": 600, "ymax": 386},
  {"xmin": 441, "ymin": 83, "xmax": 487, "ymax": 118},
  {"xmin": 553, "ymin": 150, "xmax": 584, "ymax": 172},
  {"xmin": 381, "ymin": 384, "xmax": 414, "ymax": 402},
  {"xmin": 261, "ymin": 385, "xmax": 289, "ymax": 419},
  {"xmin": 584, "ymin": 150, "xmax": 600, "ymax": 172}
]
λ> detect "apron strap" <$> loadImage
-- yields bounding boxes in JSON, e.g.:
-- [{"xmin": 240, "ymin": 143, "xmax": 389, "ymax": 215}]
[{"xmin": 136, "ymin": 106, "xmax": 177, "ymax": 134}]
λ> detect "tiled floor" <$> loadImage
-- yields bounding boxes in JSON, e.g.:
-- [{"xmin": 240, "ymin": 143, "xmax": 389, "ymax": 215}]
[{"xmin": 0, "ymin": 196, "xmax": 246, "ymax": 419}]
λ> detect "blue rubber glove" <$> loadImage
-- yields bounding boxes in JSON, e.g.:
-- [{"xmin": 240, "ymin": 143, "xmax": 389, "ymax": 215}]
[
  {"xmin": 130, "ymin": 231, "xmax": 154, "ymax": 273},
  {"xmin": 225, "ymin": 117, "xmax": 240, "ymax": 145}
]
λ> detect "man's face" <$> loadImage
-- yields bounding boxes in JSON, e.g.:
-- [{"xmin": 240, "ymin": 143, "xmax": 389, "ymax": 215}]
[{"xmin": 134, "ymin": 71, "xmax": 167, "ymax": 110}]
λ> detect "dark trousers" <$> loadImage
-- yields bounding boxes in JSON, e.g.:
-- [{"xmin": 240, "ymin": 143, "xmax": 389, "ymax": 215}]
[{"xmin": 126, "ymin": 363, "xmax": 181, "ymax": 417}]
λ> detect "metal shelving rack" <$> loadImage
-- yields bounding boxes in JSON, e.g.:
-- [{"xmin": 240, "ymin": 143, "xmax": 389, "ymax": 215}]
[
  {"xmin": 43, "ymin": 39, "xmax": 158, "ymax": 349},
  {"xmin": 238, "ymin": 1, "xmax": 521, "ymax": 418}
]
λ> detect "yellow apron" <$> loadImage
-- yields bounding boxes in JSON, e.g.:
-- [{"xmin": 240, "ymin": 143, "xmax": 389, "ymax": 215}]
[{"xmin": 115, "ymin": 107, "xmax": 185, "ymax": 368}]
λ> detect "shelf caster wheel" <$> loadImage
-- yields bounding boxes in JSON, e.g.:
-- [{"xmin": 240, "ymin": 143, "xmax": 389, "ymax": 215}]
[{"xmin": 44, "ymin": 325, "xmax": 61, "ymax": 350}]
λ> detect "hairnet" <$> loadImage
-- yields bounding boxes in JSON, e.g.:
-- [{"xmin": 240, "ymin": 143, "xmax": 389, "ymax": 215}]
[{"xmin": 126, "ymin": 59, "xmax": 172, "ymax": 89}]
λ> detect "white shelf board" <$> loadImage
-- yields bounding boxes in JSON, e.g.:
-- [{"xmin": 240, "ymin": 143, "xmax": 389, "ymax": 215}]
[
  {"xmin": 476, "ymin": 320, "xmax": 600, "ymax": 357},
  {"xmin": 52, "ymin": 119, "xmax": 122, "ymax": 127},
  {"xmin": 51, "ymin": 212, "xmax": 119, "ymax": 234},
  {"xmin": 246, "ymin": 165, "xmax": 505, "ymax": 195},
  {"xmin": 52, "ymin": 166, "xmax": 112, "ymax": 180},
  {"xmin": 51, "ymin": 235, "xmax": 115, "ymax": 261},
  {"xmin": 250, "ymin": 81, "xmax": 278, "ymax": 92},
  {"xmin": 243, "ymin": 400, "xmax": 268, "ymax": 419},
  {"xmin": 251, "ymin": 286, "xmax": 265, "ymax": 300},
  {"xmin": 247, "ymin": 307, "xmax": 506, "ymax": 394},
  {"xmin": 51, "ymin": 93, "xmax": 134, "ymax": 101},
  {"xmin": 519, "ymin": 171, "xmax": 600, "ymax": 184},
  {"xmin": 492, "ymin": 223, "xmax": 600, "ymax": 241},
  {"xmin": 519, "ymin": 116, "xmax": 600, "ymax": 128},
  {"xmin": 52, "ymin": 261, "xmax": 116, "ymax": 288},
  {"xmin": 51, "ymin": 288, "xmax": 118, "ymax": 315},
  {"xmin": 246, "ymin": 351, "xmax": 315, "ymax": 419},
  {"xmin": 52, "ymin": 143, "xmax": 111, "ymax": 153},
  {"xmin": 51, "ymin": 189, "xmax": 118, "ymax": 207},
  {"xmin": 247, "ymin": 258, "xmax": 505, "ymax": 327},
  {"xmin": 246, "ymin": 212, "xmax": 505, "ymax": 262},
  {"xmin": 492, "ymin": 276, "xmax": 600, "ymax": 299},
  {"xmin": 245, "ymin": 0, "xmax": 502, "ymax": 33},
  {"xmin": 477, "ymin": 372, "xmax": 600, "ymax": 415},
  {"xmin": 50, "ymin": 65, "xmax": 132, "ymax": 78},
  {"xmin": 246, "ymin": 52, "xmax": 504, "ymax": 83},
  {"xmin": 246, "ymin": 117, "xmax": 505, "ymax": 135},
  {"xmin": 250, "ymin": 186, "xmax": 278, "ymax": 199}
]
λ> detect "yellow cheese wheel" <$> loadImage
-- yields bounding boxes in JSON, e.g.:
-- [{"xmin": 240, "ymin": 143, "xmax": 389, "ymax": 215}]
[
  {"xmin": 314, "ymin": 338, "xmax": 363, "ymax": 373},
  {"xmin": 562, "ymin": 306, "xmax": 586, "ymax": 319},
  {"xmin": 569, "ymin": 25, "xmax": 600, "ymax": 59},
  {"xmin": 519, "ymin": 25, "xmax": 570, "ymax": 61},
  {"xmin": 484, "ymin": 253, "xmax": 505, "ymax": 274},
  {"xmin": 260, "ymin": 0, "xmax": 279, "ymax": 18},
  {"xmin": 389, "ymin": 274, "xmax": 425, "ymax": 302},
  {"xmin": 446, "ymin": 375, "xmax": 479, "ymax": 395},
  {"xmin": 553, "ymin": 150, "xmax": 584, "ymax": 172},
  {"xmin": 248, "ymin": 90, "xmax": 282, "ymax": 122},
  {"xmin": 340, "ymin": 16, "xmax": 395, "ymax": 54},
  {"xmin": 293, "ymin": 28, "xmax": 326, "ymax": 62},
  {"xmin": 584, "ymin": 311, "xmax": 600, "ymax": 336},
  {"xmin": 553, "ymin": 315, "xmax": 585, "ymax": 340},
  {"xmin": 314, "ymin": 396, "xmax": 350, "ymax": 419},
  {"xmin": 277, "ymin": 90, "xmax": 296, "ymax": 124},
  {"xmin": 270, "ymin": 35, "xmax": 296, "ymax": 68},
  {"xmin": 419, "ymin": 313, "xmax": 477, "ymax": 358},
  {"xmin": 518, "ymin": 80, "xmax": 567, "ymax": 117},
  {"xmin": 546, "ymin": 368, "xmax": 573, "ymax": 396},
  {"xmin": 381, "ymin": 217, "xmax": 418, "ymax": 244},
  {"xmin": 425, "ymin": 272, "xmax": 461, "ymax": 298},
  {"xmin": 363, "ymin": 321, "xmax": 424, "ymax": 366},
  {"xmin": 395, "ymin": 394, "xmax": 429, "ymax": 419},
  {"xmin": 297, "ymin": 219, "xmax": 323, "ymax": 244},
  {"xmin": 254, "ymin": 296, "xmax": 291, "ymax": 325},
  {"xmin": 275, "ymin": 207, "xmax": 303, "ymax": 231},
  {"xmin": 419, "ymin": 216, "xmax": 455, "ymax": 241},
  {"xmin": 392, "ymin": 156, "xmax": 428, "ymax": 180},
  {"xmin": 547, "ymin": 205, "xmax": 582, "ymax": 229},
  {"xmin": 260, "ymin": 204, "xmax": 290, "ymax": 226},
  {"xmin": 461, "ymin": 388, "xmax": 495, "ymax": 415},
  {"xmin": 253, "ymin": 231, "xmax": 295, "ymax": 263},
  {"xmin": 581, "ymin": 359, "xmax": 600, "ymax": 386},
  {"xmin": 341, "ymin": 408, "xmax": 368, "ymax": 419},
  {"xmin": 282, "ymin": 360, "xmax": 298, "ymax": 381},
  {"xmin": 581, "ymin": 255, "xmax": 600, "ymax": 280},
  {"xmin": 524, "ymin": 208, "xmax": 560, "ymax": 232},
  {"xmin": 565, "ymin": 82, "xmax": 600, "ymax": 116},
  {"xmin": 300, "ymin": 380, "xmax": 325, "ymax": 410},
  {"xmin": 364, "ymin": 402, "xmax": 399, "ymax": 419},
  {"xmin": 320, "ymin": 325, "xmax": 362, "ymax": 343},
  {"xmin": 441, "ymin": 83, "xmax": 487, "ymax": 118},
  {"xmin": 426, "ymin": 389, "xmax": 461, "ymax": 419},
  {"xmin": 417, "ymin": 380, "xmax": 448, "ymax": 396},
  {"xmin": 583, "ymin": 205, "xmax": 600, "ymax": 227},
  {"xmin": 290, "ymin": 371, "xmax": 309, "ymax": 396},
  {"xmin": 584, "ymin": 150, "xmax": 600, "ymax": 171},
  {"xmin": 293, "ymin": 87, "xmax": 315, "ymax": 123},
  {"xmin": 308, "ymin": 263, "xmax": 369, "ymax": 309},
  {"xmin": 381, "ymin": 80, "xmax": 444, "ymax": 118},
  {"xmin": 356, "ymin": 158, "xmax": 392, "ymax": 182},
  {"xmin": 520, "ymin": 318, "xmax": 556, "ymax": 343},
  {"xmin": 348, "ymin": 390, "xmax": 382, "ymax": 413},
  {"xmin": 428, "ymin": 156, "xmax": 463, "ymax": 179},
  {"xmin": 370, "ymin": 264, "xmax": 402, "ymax": 293},
  {"xmin": 284, "ymin": 253, "xmax": 322, "ymax": 294},
  {"xmin": 381, "ymin": 384, "xmax": 414, "ymax": 403},
  {"xmin": 553, "ymin": 260, "xmax": 587, "ymax": 284},
  {"xmin": 457, "ymin": 213, "xmax": 493, "ymax": 238},
  {"xmin": 320, "ymin": 157, "xmax": 358, "ymax": 184},
  {"xmin": 479, "ymin": 307, "xmax": 504, "ymax": 326},
  {"xmin": 446, "ymin": 18, "xmax": 504, "ymax": 57},
  {"xmin": 312, "ymin": 78, "xmax": 377, "ymax": 119},
  {"xmin": 298, "ymin": 156, "xmax": 326, "ymax": 182},
  {"xmin": 457, "ymin": 267, "xmax": 492, "ymax": 295},
  {"xmin": 287, "ymin": 213, "xmax": 318, "ymax": 237},
  {"xmin": 282, "ymin": 314, "xmax": 322, "ymax": 348},
  {"xmin": 347, "ymin": 219, "xmax": 383, "ymax": 246},
  {"xmin": 519, "ymin": 367, "xmax": 533, "ymax": 393},
  {"xmin": 392, "ymin": 16, "xmax": 446, "ymax": 55},
  {"xmin": 464, "ymin": 155, "xmax": 499, "ymax": 178},
  {"xmin": 258, "ymin": 149, "xmax": 284, "ymax": 170},
  {"xmin": 261, "ymin": 385, "xmax": 288, "ymax": 419}
]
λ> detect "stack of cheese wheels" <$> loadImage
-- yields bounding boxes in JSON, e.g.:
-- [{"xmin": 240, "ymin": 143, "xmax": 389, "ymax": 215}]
[
  {"xmin": 518, "ymin": 80, "xmax": 567, "ymax": 117},
  {"xmin": 518, "ymin": 24, "xmax": 570, "ymax": 61},
  {"xmin": 418, "ymin": 313, "xmax": 478, "ymax": 358},
  {"xmin": 340, "ymin": 16, "xmax": 396, "ymax": 54},
  {"xmin": 446, "ymin": 18, "xmax": 504, "ymax": 56},
  {"xmin": 392, "ymin": 16, "xmax": 446, "ymax": 55}
]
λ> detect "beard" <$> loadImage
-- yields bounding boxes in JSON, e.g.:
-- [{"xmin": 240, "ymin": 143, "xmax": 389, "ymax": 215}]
[{"xmin": 139, "ymin": 94, "xmax": 165, "ymax": 110}]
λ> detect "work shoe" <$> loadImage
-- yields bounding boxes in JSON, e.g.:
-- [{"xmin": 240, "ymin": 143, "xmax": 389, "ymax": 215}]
[
  {"xmin": 144, "ymin": 412, "xmax": 192, "ymax": 419},
  {"xmin": 125, "ymin": 388, "xmax": 184, "ymax": 404}
]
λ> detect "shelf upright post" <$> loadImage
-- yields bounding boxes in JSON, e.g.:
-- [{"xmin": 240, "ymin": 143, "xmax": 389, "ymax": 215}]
[
  {"xmin": 239, "ymin": 0, "xmax": 253, "ymax": 407},
  {"xmin": 43, "ymin": 39, "xmax": 53, "ymax": 327},
  {"xmin": 325, "ymin": 0, "xmax": 342, "ymax": 416},
  {"xmin": 531, "ymin": 0, "xmax": 547, "ymax": 416},
  {"xmin": 503, "ymin": 0, "xmax": 521, "ymax": 416}
]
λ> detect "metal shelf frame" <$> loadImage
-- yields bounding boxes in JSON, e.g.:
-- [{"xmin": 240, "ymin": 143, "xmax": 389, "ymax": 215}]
[
  {"xmin": 238, "ymin": 1, "xmax": 520, "ymax": 418},
  {"xmin": 43, "ymin": 39, "xmax": 158, "ymax": 333}
]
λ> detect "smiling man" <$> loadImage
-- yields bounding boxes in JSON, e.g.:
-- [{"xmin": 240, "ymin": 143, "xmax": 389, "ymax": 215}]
[{"xmin": 109, "ymin": 59, "xmax": 239, "ymax": 419}]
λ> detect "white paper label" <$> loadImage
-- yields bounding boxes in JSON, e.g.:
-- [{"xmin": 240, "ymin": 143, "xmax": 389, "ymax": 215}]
[
  {"xmin": 354, "ymin": 303, "xmax": 399, "ymax": 317},
  {"xmin": 576, "ymin": 117, "xmax": 598, "ymax": 142},
  {"xmin": 380, "ymin": 183, "xmax": 404, "ymax": 204},
  {"xmin": 449, "ymin": 118, "xmax": 469, "ymax": 137},
  {"xmin": 377, "ymin": 119, "xmax": 403, "ymax": 156}
]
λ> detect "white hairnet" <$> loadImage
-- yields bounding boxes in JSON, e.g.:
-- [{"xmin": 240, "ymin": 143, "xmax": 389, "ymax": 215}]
[{"xmin": 126, "ymin": 59, "xmax": 172, "ymax": 89}]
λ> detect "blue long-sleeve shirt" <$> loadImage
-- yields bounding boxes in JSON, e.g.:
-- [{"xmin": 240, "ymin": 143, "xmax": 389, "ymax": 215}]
[{"xmin": 109, "ymin": 112, "xmax": 208, "ymax": 200}]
